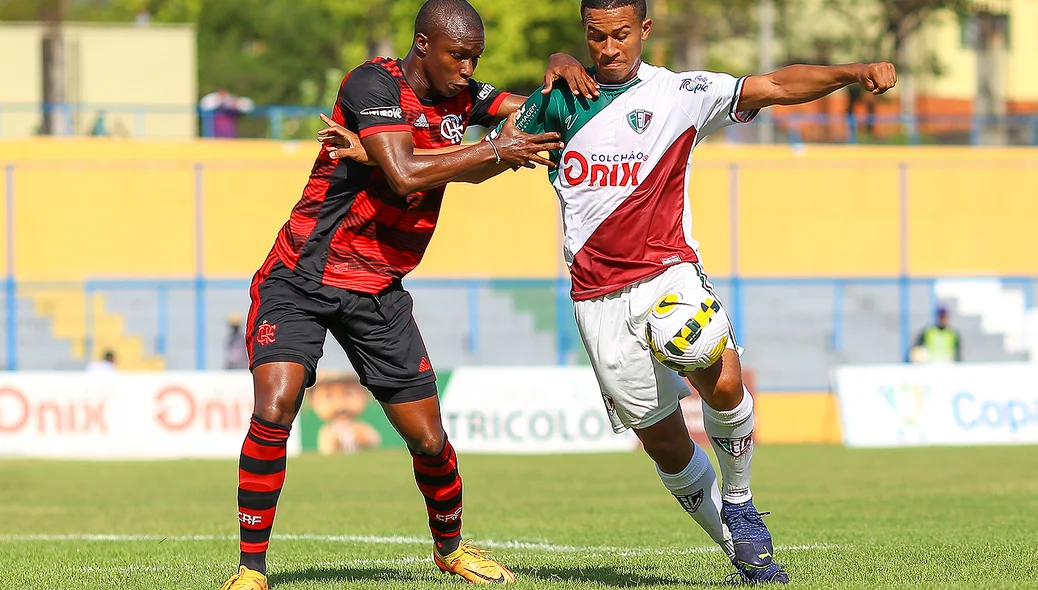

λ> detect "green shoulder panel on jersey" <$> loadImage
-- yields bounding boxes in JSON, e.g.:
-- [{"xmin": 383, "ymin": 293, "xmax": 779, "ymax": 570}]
[
  {"xmin": 554, "ymin": 74, "xmax": 639, "ymax": 144},
  {"xmin": 494, "ymin": 76, "xmax": 635, "ymax": 184}
]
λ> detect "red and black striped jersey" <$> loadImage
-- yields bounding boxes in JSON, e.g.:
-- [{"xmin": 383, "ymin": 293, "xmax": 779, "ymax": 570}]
[{"xmin": 271, "ymin": 57, "xmax": 511, "ymax": 293}]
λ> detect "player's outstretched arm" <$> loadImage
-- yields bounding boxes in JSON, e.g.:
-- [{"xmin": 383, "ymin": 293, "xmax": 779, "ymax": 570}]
[
  {"xmin": 738, "ymin": 63, "xmax": 896, "ymax": 112},
  {"xmin": 361, "ymin": 114, "xmax": 561, "ymax": 195},
  {"xmin": 319, "ymin": 114, "xmax": 465, "ymax": 162},
  {"xmin": 319, "ymin": 113, "xmax": 544, "ymax": 186}
]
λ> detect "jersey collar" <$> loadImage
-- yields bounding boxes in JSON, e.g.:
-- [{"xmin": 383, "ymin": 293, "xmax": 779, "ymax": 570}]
[{"xmin": 594, "ymin": 62, "xmax": 646, "ymax": 91}]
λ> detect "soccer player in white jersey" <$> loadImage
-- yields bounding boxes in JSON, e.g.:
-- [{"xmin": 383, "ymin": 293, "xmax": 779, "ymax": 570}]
[
  {"xmin": 487, "ymin": 0, "xmax": 894, "ymax": 583},
  {"xmin": 323, "ymin": 1, "xmax": 895, "ymax": 582}
]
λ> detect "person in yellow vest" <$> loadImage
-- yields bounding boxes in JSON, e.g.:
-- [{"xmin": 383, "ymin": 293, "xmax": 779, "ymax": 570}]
[{"xmin": 910, "ymin": 306, "xmax": 961, "ymax": 363}]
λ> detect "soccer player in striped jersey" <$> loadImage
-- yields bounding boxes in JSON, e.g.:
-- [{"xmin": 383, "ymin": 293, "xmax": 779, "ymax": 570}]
[
  {"xmin": 218, "ymin": 1, "xmax": 597, "ymax": 588},
  {"xmin": 326, "ymin": 0, "xmax": 895, "ymax": 584}
]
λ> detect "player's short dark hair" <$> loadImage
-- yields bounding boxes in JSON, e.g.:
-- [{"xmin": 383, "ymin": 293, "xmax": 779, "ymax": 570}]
[
  {"xmin": 415, "ymin": 0, "xmax": 484, "ymax": 39},
  {"xmin": 580, "ymin": 0, "xmax": 647, "ymax": 21}
]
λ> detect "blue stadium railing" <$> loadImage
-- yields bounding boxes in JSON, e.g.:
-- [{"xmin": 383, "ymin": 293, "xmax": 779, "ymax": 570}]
[
  {"xmin": 3, "ymin": 102, "xmax": 1038, "ymax": 145},
  {"xmin": 2, "ymin": 275, "xmax": 1034, "ymax": 391}
]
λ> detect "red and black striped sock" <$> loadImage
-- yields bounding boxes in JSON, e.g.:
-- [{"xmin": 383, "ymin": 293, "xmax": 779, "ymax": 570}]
[
  {"xmin": 411, "ymin": 438, "xmax": 463, "ymax": 555},
  {"xmin": 237, "ymin": 415, "xmax": 290, "ymax": 575}
]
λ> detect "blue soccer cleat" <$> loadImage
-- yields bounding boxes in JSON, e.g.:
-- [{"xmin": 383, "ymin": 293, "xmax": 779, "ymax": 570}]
[{"xmin": 722, "ymin": 500, "xmax": 789, "ymax": 584}]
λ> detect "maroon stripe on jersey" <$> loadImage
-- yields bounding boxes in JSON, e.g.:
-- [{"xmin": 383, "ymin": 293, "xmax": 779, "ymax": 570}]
[
  {"xmin": 569, "ymin": 126, "xmax": 701, "ymax": 301},
  {"xmin": 488, "ymin": 92, "xmax": 511, "ymax": 116},
  {"xmin": 245, "ymin": 250, "xmax": 280, "ymax": 363},
  {"xmin": 358, "ymin": 123, "xmax": 412, "ymax": 139}
]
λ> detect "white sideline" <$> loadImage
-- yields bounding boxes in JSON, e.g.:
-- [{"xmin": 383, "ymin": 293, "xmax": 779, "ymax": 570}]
[
  {"xmin": 76, "ymin": 557, "xmax": 429, "ymax": 574},
  {"xmin": 0, "ymin": 533, "xmax": 838, "ymax": 557}
]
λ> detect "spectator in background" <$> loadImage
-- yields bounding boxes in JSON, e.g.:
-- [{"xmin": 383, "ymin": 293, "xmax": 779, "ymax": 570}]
[
  {"xmin": 225, "ymin": 314, "xmax": 249, "ymax": 370},
  {"xmin": 910, "ymin": 306, "xmax": 962, "ymax": 363},
  {"xmin": 89, "ymin": 110, "xmax": 108, "ymax": 136},
  {"xmin": 199, "ymin": 89, "xmax": 255, "ymax": 138},
  {"xmin": 86, "ymin": 350, "xmax": 117, "ymax": 372}
]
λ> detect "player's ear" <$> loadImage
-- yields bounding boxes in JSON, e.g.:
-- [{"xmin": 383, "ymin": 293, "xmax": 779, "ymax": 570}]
[
  {"xmin": 641, "ymin": 18, "xmax": 653, "ymax": 40},
  {"xmin": 414, "ymin": 33, "xmax": 429, "ymax": 58}
]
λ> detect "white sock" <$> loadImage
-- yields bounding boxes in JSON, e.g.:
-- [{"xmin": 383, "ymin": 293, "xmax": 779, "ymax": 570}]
[
  {"xmin": 657, "ymin": 443, "xmax": 735, "ymax": 559},
  {"xmin": 702, "ymin": 388, "xmax": 754, "ymax": 504}
]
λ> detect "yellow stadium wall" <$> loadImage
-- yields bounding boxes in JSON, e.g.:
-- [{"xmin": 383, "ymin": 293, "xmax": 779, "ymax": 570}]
[
  {"xmin": 3, "ymin": 140, "xmax": 1038, "ymax": 281},
  {"xmin": 754, "ymin": 392, "xmax": 841, "ymax": 445}
]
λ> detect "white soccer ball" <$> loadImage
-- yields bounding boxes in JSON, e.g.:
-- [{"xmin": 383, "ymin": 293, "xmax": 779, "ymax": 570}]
[{"xmin": 645, "ymin": 291, "xmax": 730, "ymax": 373}]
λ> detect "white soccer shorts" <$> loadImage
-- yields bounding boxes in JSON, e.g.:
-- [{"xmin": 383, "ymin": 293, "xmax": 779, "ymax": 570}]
[{"xmin": 573, "ymin": 262, "xmax": 739, "ymax": 433}]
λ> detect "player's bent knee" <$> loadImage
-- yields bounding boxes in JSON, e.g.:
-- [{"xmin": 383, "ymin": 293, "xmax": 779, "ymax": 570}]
[
  {"xmin": 407, "ymin": 431, "xmax": 446, "ymax": 456},
  {"xmin": 707, "ymin": 374, "xmax": 745, "ymax": 411},
  {"xmin": 252, "ymin": 392, "xmax": 301, "ymax": 426},
  {"xmin": 252, "ymin": 364, "xmax": 308, "ymax": 426}
]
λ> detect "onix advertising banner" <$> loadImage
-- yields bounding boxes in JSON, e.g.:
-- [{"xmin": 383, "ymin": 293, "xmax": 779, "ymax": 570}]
[
  {"xmin": 0, "ymin": 372, "xmax": 300, "ymax": 459},
  {"xmin": 833, "ymin": 363, "xmax": 1038, "ymax": 447}
]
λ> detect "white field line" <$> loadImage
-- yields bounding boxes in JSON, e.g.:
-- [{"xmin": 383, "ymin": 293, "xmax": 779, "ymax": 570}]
[
  {"xmin": 0, "ymin": 533, "xmax": 838, "ymax": 557},
  {"xmin": 75, "ymin": 557, "xmax": 429, "ymax": 574}
]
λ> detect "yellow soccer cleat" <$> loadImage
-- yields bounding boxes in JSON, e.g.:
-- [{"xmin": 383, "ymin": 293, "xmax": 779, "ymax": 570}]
[
  {"xmin": 218, "ymin": 565, "xmax": 269, "ymax": 590},
  {"xmin": 433, "ymin": 541, "xmax": 517, "ymax": 584}
]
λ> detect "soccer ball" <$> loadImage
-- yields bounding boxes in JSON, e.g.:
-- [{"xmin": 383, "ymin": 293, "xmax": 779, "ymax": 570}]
[{"xmin": 645, "ymin": 291, "xmax": 730, "ymax": 373}]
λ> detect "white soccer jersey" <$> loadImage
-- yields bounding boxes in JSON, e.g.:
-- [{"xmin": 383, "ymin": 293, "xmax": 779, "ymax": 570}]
[{"xmin": 494, "ymin": 63, "xmax": 757, "ymax": 300}]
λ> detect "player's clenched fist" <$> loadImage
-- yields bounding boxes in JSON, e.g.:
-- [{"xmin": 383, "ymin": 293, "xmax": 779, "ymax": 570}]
[
  {"xmin": 490, "ymin": 110, "xmax": 564, "ymax": 169},
  {"xmin": 857, "ymin": 62, "xmax": 897, "ymax": 95}
]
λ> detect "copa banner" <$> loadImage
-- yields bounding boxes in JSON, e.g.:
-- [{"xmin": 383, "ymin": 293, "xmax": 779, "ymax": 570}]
[
  {"xmin": 440, "ymin": 367, "xmax": 639, "ymax": 454},
  {"xmin": 833, "ymin": 363, "xmax": 1038, "ymax": 447},
  {"xmin": 0, "ymin": 372, "xmax": 301, "ymax": 459}
]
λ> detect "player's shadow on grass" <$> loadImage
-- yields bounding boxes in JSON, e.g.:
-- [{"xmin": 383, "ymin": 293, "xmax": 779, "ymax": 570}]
[
  {"xmin": 270, "ymin": 566, "xmax": 427, "ymax": 585},
  {"xmin": 514, "ymin": 565, "xmax": 725, "ymax": 587}
]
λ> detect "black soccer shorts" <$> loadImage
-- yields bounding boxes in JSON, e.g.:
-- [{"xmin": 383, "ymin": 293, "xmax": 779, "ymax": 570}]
[{"xmin": 246, "ymin": 255, "xmax": 437, "ymax": 403}]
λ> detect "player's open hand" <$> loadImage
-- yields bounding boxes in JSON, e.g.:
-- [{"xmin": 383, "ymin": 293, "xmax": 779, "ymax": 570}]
[
  {"xmin": 858, "ymin": 62, "xmax": 897, "ymax": 95},
  {"xmin": 317, "ymin": 113, "xmax": 374, "ymax": 165},
  {"xmin": 544, "ymin": 53, "xmax": 599, "ymax": 100},
  {"xmin": 492, "ymin": 111, "xmax": 564, "ymax": 169}
]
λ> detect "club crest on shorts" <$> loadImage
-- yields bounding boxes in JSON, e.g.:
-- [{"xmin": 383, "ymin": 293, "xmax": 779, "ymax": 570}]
[
  {"xmin": 256, "ymin": 322, "xmax": 277, "ymax": 346},
  {"xmin": 627, "ymin": 109, "xmax": 653, "ymax": 134}
]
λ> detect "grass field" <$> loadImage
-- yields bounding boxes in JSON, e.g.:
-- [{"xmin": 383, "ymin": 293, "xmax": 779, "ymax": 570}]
[{"xmin": 2, "ymin": 445, "xmax": 1037, "ymax": 589}]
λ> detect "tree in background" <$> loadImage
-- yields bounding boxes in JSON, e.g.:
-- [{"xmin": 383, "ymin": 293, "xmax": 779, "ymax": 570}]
[
  {"xmin": 2, "ymin": 0, "xmax": 993, "ymax": 141},
  {"xmin": 774, "ymin": 0, "xmax": 974, "ymax": 138},
  {"xmin": 0, "ymin": 0, "xmax": 588, "ymax": 104},
  {"xmin": 648, "ymin": 0, "xmax": 760, "ymax": 73}
]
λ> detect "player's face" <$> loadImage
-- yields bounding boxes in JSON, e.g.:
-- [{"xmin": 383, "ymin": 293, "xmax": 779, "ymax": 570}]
[
  {"xmin": 583, "ymin": 6, "xmax": 652, "ymax": 84},
  {"xmin": 421, "ymin": 29, "xmax": 485, "ymax": 98}
]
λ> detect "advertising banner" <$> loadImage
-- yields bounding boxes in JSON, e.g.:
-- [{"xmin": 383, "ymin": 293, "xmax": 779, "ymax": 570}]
[
  {"xmin": 0, "ymin": 372, "xmax": 300, "ymax": 459},
  {"xmin": 833, "ymin": 364, "xmax": 1038, "ymax": 447},
  {"xmin": 439, "ymin": 366, "xmax": 639, "ymax": 454}
]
